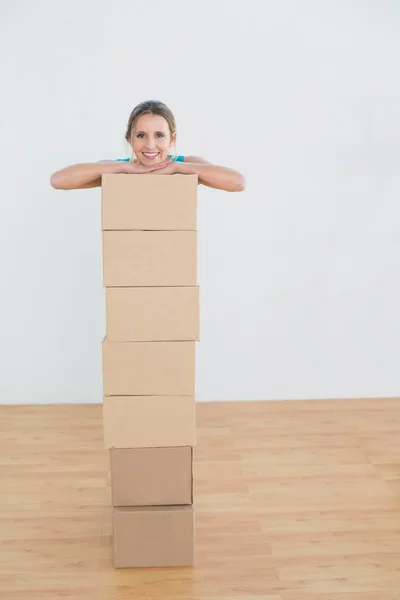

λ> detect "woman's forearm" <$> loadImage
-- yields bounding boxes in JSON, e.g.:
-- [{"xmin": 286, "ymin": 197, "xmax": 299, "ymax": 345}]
[
  {"xmin": 50, "ymin": 161, "xmax": 126, "ymax": 190},
  {"xmin": 179, "ymin": 162, "xmax": 245, "ymax": 192}
]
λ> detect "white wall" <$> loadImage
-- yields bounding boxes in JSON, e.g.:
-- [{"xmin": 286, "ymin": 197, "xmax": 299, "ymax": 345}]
[{"xmin": 1, "ymin": 1, "xmax": 400, "ymax": 404}]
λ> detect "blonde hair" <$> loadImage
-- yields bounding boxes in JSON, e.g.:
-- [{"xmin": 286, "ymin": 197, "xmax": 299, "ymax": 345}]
[{"xmin": 125, "ymin": 100, "xmax": 177, "ymax": 160}]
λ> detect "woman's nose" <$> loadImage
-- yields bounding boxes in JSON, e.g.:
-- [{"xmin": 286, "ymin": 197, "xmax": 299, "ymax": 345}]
[{"xmin": 145, "ymin": 137, "xmax": 156, "ymax": 149}]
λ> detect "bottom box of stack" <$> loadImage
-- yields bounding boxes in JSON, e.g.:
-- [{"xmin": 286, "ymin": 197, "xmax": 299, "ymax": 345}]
[{"xmin": 113, "ymin": 505, "xmax": 195, "ymax": 568}]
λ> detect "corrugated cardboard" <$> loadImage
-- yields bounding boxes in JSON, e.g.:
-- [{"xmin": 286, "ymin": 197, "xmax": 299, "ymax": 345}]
[
  {"xmin": 113, "ymin": 505, "xmax": 194, "ymax": 568},
  {"xmin": 101, "ymin": 173, "xmax": 198, "ymax": 231},
  {"xmin": 105, "ymin": 286, "xmax": 200, "ymax": 342},
  {"xmin": 102, "ymin": 339, "xmax": 195, "ymax": 396},
  {"xmin": 103, "ymin": 395, "xmax": 196, "ymax": 449},
  {"xmin": 102, "ymin": 230, "xmax": 197, "ymax": 287},
  {"xmin": 110, "ymin": 446, "xmax": 193, "ymax": 506}
]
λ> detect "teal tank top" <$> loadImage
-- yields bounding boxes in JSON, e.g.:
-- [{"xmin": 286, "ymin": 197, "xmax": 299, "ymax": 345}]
[{"xmin": 116, "ymin": 155, "xmax": 184, "ymax": 162}]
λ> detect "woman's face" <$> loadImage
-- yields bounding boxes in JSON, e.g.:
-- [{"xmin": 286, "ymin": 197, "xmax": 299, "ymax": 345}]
[{"xmin": 131, "ymin": 114, "xmax": 175, "ymax": 165}]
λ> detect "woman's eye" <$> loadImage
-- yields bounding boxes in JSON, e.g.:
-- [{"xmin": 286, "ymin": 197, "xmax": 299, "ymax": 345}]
[
  {"xmin": 137, "ymin": 133, "xmax": 144, "ymax": 138},
  {"xmin": 156, "ymin": 133, "xmax": 165, "ymax": 138}
]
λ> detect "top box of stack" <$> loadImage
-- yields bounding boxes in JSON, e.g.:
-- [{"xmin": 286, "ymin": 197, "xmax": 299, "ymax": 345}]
[{"xmin": 101, "ymin": 173, "xmax": 198, "ymax": 231}]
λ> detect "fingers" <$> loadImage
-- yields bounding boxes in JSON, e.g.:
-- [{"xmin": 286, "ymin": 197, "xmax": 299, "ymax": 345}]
[
  {"xmin": 144, "ymin": 162, "xmax": 168, "ymax": 171},
  {"xmin": 157, "ymin": 158, "xmax": 172, "ymax": 167},
  {"xmin": 128, "ymin": 161, "xmax": 171, "ymax": 174},
  {"xmin": 137, "ymin": 166, "xmax": 159, "ymax": 173}
]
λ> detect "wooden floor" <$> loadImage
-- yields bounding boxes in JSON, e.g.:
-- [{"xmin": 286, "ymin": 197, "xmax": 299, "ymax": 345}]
[{"xmin": 1, "ymin": 399, "xmax": 400, "ymax": 599}]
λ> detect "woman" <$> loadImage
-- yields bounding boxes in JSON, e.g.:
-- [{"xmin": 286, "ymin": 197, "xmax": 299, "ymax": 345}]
[{"xmin": 50, "ymin": 100, "xmax": 246, "ymax": 192}]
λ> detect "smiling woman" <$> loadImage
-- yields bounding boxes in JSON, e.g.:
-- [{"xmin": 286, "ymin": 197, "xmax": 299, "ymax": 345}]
[{"xmin": 49, "ymin": 100, "xmax": 246, "ymax": 192}]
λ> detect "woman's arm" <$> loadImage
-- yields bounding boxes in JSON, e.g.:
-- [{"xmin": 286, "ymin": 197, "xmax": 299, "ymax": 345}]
[
  {"xmin": 50, "ymin": 161, "xmax": 127, "ymax": 190},
  {"xmin": 49, "ymin": 159, "xmax": 169, "ymax": 190},
  {"xmin": 180, "ymin": 156, "xmax": 245, "ymax": 192}
]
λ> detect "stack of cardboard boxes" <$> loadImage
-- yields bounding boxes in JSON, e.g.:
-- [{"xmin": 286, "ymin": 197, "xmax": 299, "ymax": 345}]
[{"xmin": 100, "ymin": 173, "xmax": 199, "ymax": 568}]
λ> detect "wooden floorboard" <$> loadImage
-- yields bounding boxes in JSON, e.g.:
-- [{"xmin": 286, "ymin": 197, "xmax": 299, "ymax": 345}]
[{"xmin": 1, "ymin": 398, "xmax": 400, "ymax": 599}]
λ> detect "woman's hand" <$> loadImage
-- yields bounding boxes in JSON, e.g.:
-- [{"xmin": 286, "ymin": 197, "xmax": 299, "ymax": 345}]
[
  {"xmin": 123, "ymin": 160, "xmax": 171, "ymax": 174},
  {"xmin": 147, "ymin": 161, "xmax": 179, "ymax": 175}
]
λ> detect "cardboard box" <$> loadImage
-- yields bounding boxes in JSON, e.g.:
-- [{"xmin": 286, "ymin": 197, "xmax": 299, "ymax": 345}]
[
  {"xmin": 102, "ymin": 230, "xmax": 197, "ymax": 287},
  {"xmin": 102, "ymin": 339, "xmax": 195, "ymax": 396},
  {"xmin": 101, "ymin": 173, "xmax": 198, "ymax": 231},
  {"xmin": 113, "ymin": 505, "xmax": 194, "ymax": 568},
  {"xmin": 110, "ymin": 446, "xmax": 193, "ymax": 506},
  {"xmin": 103, "ymin": 395, "xmax": 196, "ymax": 449},
  {"xmin": 105, "ymin": 286, "xmax": 200, "ymax": 342}
]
